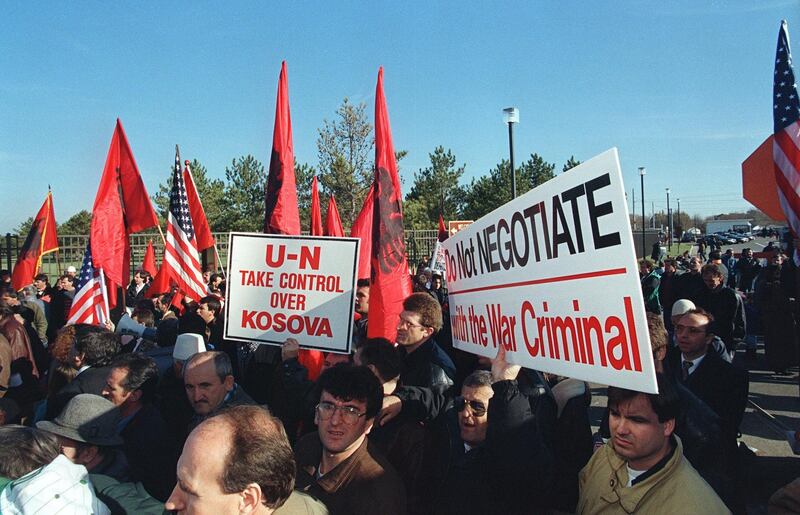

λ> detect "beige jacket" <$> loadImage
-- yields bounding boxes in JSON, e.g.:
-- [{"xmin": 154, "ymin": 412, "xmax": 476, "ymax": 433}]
[{"xmin": 577, "ymin": 436, "xmax": 730, "ymax": 514}]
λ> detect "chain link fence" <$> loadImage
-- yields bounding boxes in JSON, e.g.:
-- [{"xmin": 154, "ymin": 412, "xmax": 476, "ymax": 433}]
[{"xmin": 3, "ymin": 230, "xmax": 441, "ymax": 280}]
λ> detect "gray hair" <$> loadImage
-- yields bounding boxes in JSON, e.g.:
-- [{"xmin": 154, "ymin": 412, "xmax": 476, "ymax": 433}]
[
  {"xmin": 462, "ymin": 370, "xmax": 493, "ymax": 389},
  {"xmin": 185, "ymin": 351, "xmax": 233, "ymax": 382}
]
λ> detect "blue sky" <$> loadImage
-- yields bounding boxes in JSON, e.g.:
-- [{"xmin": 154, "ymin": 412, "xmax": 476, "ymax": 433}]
[{"xmin": 1, "ymin": 1, "xmax": 798, "ymax": 233}]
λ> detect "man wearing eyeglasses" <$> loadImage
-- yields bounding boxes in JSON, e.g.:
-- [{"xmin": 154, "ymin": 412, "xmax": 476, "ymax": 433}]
[
  {"xmin": 294, "ymin": 364, "xmax": 406, "ymax": 515},
  {"xmin": 666, "ymin": 308, "xmax": 748, "ymax": 460},
  {"xmin": 395, "ymin": 293, "xmax": 455, "ymax": 394}
]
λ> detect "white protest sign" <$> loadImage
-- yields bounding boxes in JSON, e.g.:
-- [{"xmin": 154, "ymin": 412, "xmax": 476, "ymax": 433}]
[
  {"xmin": 442, "ymin": 149, "xmax": 657, "ymax": 393},
  {"xmin": 224, "ymin": 233, "xmax": 359, "ymax": 354}
]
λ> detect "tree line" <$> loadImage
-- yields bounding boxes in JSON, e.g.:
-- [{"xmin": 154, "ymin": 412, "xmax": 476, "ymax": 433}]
[{"xmin": 20, "ymin": 98, "xmax": 764, "ymax": 237}]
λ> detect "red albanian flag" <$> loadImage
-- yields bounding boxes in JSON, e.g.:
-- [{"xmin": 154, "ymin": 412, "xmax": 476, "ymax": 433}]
[
  {"xmin": 11, "ymin": 191, "xmax": 59, "ymax": 290},
  {"xmin": 368, "ymin": 68, "xmax": 412, "ymax": 341},
  {"xmin": 310, "ymin": 176, "xmax": 324, "ymax": 236},
  {"xmin": 438, "ymin": 214, "xmax": 448, "ymax": 242},
  {"xmin": 350, "ymin": 183, "xmax": 374, "ymax": 280},
  {"xmin": 90, "ymin": 119, "xmax": 159, "ymax": 301},
  {"xmin": 263, "ymin": 61, "xmax": 301, "ymax": 235},
  {"xmin": 141, "ymin": 240, "xmax": 157, "ymax": 277},
  {"xmin": 325, "ymin": 194, "xmax": 345, "ymax": 237},
  {"xmin": 183, "ymin": 161, "xmax": 215, "ymax": 251}
]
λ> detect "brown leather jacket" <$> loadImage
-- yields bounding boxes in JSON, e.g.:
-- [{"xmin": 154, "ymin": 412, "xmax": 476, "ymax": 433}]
[
  {"xmin": 295, "ymin": 433, "xmax": 406, "ymax": 515},
  {"xmin": 0, "ymin": 316, "xmax": 39, "ymax": 378}
]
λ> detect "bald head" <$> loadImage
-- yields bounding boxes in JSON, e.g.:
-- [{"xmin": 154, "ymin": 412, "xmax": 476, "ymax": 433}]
[{"xmin": 167, "ymin": 406, "xmax": 295, "ymax": 514}]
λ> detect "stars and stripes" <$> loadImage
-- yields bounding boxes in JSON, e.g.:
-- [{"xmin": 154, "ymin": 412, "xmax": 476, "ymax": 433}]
[
  {"xmin": 773, "ymin": 21, "xmax": 800, "ymax": 264},
  {"xmin": 163, "ymin": 146, "xmax": 206, "ymax": 300},
  {"xmin": 66, "ymin": 240, "xmax": 108, "ymax": 325}
]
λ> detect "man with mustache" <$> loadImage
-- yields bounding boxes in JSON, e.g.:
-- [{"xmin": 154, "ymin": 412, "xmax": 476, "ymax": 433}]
[{"xmin": 183, "ymin": 351, "xmax": 256, "ymax": 431}]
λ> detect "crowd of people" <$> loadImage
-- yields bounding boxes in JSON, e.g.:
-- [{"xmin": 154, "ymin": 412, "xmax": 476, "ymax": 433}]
[{"xmin": 0, "ymin": 239, "xmax": 798, "ymax": 514}]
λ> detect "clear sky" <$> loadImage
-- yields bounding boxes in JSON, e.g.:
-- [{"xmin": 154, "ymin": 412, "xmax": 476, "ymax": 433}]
[{"xmin": 1, "ymin": 1, "xmax": 798, "ymax": 233}]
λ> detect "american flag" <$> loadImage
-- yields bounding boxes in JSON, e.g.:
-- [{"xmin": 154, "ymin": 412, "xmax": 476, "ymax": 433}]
[
  {"xmin": 66, "ymin": 240, "xmax": 108, "ymax": 325},
  {"xmin": 163, "ymin": 146, "xmax": 206, "ymax": 300},
  {"xmin": 773, "ymin": 21, "xmax": 800, "ymax": 263}
]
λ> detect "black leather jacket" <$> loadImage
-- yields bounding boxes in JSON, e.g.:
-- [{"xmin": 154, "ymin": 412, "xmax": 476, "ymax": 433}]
[{"xmin": 399, "ymin": 338, "xmax": 455, "ymax": 394}]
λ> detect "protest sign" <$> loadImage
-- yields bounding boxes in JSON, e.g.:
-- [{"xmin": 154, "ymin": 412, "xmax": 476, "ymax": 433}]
[
  {"xmin": 442, "ymin": 149, "xmax": 657, "ymax": 393},
  {"xmin": 224, "ymin": 233, "xmax": 359, "ymax": 354}
]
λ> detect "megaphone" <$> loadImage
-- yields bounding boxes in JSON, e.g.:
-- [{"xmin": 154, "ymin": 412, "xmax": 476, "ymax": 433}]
[{"xmin": 116, "ymin": 314, "xmax": 145, "ymax": 338}]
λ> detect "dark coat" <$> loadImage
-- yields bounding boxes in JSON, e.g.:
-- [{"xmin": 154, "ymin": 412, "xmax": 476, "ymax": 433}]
[
  {"xmin": 121, "ymin": 404, "xmax": 179, "ymax": 501},
  {"xmin": 666, "ymin": 347, "xmax": 749, "ymax": 449},
  {"xmin": 674, "ymin": 271, "xmax": 705, "ymax": 305},
  {"xmin": 696, "ymin": 286, "xmax": 746, "ymax": 352},
  {"xmin": 47, "ymin": 365, "xmax": 114, "ymax": 420},
  {"xmin": 399, "ymin": 339, "xmax": 455, "ymax": 394},
  {"xmin": 434, "ymin": 380, "xmax": 553, "ymax": 515},
  {"xmin": 755, "ymin": 264, "xmax": 798, "ymax": 372},
  {"xmin": 369, "ymin": 414, "xmax": 429, "ymax": 515},
  {"xmin": 154, "ymin": 365, "xmax": 194, "ymax": 447}
]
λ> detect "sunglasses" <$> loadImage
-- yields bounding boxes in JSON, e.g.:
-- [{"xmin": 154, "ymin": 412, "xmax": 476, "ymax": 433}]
[{"xmin": 454, "ymin": 396, "xmax": 487, "ymax": 417}]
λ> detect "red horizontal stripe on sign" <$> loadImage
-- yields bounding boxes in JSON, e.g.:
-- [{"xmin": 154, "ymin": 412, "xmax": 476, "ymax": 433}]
[{"xmin": 447, "ymin": 267, "xmax": 628, "ymax": 296}]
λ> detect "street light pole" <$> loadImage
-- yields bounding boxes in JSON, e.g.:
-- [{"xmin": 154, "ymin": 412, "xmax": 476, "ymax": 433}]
[
  {"xmin": 639, "ymin": 167, "xmax": 646, "ymax": 258},
  {"xmin": 666, "ymin": 188, "xmax": 671, "ymax": 253},
  {"xmin": 503, "ymin": 107, "xmax": 519, "ymax": 199},
  {"xmin": 677, "ymin": 198, "xmax": 681, "ymax": 239}
]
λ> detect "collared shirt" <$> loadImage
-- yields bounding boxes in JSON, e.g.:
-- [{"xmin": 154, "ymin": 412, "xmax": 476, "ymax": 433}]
[
  {"xmin": 680, "ymin": 353, "xmax": 706, "ymax": 376},
  {"xmin": 76, "ymin": 365, "xmax": 91, "ymax": 377}
]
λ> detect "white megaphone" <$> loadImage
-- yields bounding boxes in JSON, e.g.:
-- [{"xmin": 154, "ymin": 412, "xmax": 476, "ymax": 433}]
[{"xmin": 115, "ymin": 314, "xmax": 145, "ymax": 338}]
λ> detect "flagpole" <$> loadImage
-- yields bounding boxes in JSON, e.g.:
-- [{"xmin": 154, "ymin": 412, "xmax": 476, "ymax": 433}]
[
  {"xmin": 213, "ymin": 245, "xmax": 225, "ymax": 278},
  {"xmin": 184, "ymin": 160, "xmax": 224, "ymax": 278},
  {"xmin": 99, "ymin": 267, "xmax": 111, "ymax": 324}
]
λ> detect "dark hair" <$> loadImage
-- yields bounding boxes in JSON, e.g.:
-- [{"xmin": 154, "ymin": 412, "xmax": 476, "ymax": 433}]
[
  {"xmin": 131, "ymin": 308, "xmax": 155, "ymax": 328},
  {"xmin": 0, "ymin": 426, "xmax": 61, "ymax": 479},
  {"xmin": 33, "ymin": 273, "xmax": 48, "ymax": 283},
  {"xmin": 638, "ymin": 259, "xmax": 655, "ymax": 272},
  {"xmin": 708, "ymin": 250, "xmax": 722, "ymax": 261},
  {"xmin": 186, "ymin": 351, "xmax": 233, "ymax": 382},
  {"xmin": 199, "ymin": 296, "xmax": 222, "ymax": 317},
  {"xmin": 316, "ymin": 364, "xmax": 383, "ymax": 420},
  {"xmin": 156, "ymin": 317, "xmax": 179, "ymax": 347},
  {"xmin": 607, "ymin": 373, "xmax": 681, "ymax": 424},
  {"xmin": 463, "ymin": 370, "xmax": 493, "ymax": 389},
  {"xmin": 647, "ymin": 312, "xmax": 667, "ymax": 353},
  {"xmin": 356, "ymin": 278, "xmax": 370, "ymax": 289},
  {"xmin": 134, "ymin": 270, "xmax": 151, "ymax": 282},
  {"xmin": 47, "ymin": 362, "xmax": 78, "ymax": 400},
  {"xmin": 0, "ymin": 286, "xmax": 18, "ymax": 299},
  {"xmin": 134, "ymin": 298, "xmax": 156, "ymax": 314},
  {"xmin": 110, "ymin": 353, "xmax": 160, "ymax": 404},
  {"xmin": 209, "ymin": 273, "xmax": 223, "ymax": 284},
  {"xmin": 0, "ymin": 398, "xmax": 21, "ymax": 424},
  {"xmin": 0, "ymin": 302, "xmax": 13, "ymax": 320},
  {"xmin": 701, "ymin": 263, "xmax": 723, "ymax": 279},
  {"xmin": 75, "ymin": 330, "xmax": 120, "ymax": 367},
  {"xmin": 159, "ymin": 292, "xmax": 174, "ymax": 307},
  {"xmin": 663, "ymin": 258, "xmax": 677, "ymax": 269},
  {"xmin": 402, "ymin": 292, "xmax": 443, "ymax": 331},
  {"xmin": 212, "ymin": 406, "xmax": 294, "ymax": 510},
  {"xmin": 357, "ymin": 339, "xmax": 401, "ymax": 382},
  {"xmin": 682, "ymin": 307, "xmax": 715, "ymax": 335}
]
